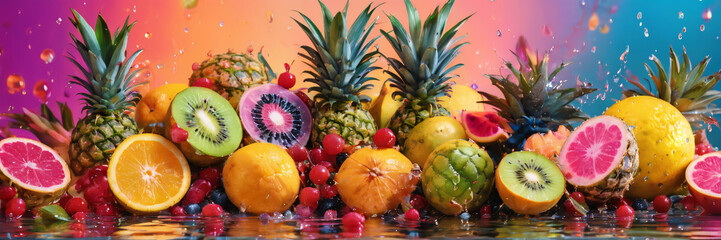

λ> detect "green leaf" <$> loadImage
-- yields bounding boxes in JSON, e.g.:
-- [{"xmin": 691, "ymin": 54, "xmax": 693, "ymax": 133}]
[
  {"xmin": 39, "ymin": 204, "xmax": 71, "ymax": 222},
  {"xmin": 257, "ymin": 49, "xmax": 276, "ymax": 80}
]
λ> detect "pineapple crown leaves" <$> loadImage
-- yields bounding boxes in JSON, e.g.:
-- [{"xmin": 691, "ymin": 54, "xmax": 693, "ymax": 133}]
[
  {"xmin": 293, "ymin": 1, "xmax": 382, "ymax": 108},
  {"xmin": 624, "ymin": 46, "xmax": 721, "ymax": 128},
  {"xmin": 380, "ymin": 0, "xmax": 471, "ymax": 106},
  {"xmin": 479, "ymin": 51, "xmax": 597, "ymax": 129},
  {"xmin": 67, "ymin": 9, "xmax": 145, "ymax": 116}
]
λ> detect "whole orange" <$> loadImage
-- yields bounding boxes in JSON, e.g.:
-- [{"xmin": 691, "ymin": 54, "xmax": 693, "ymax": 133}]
[
  {"xmin": 335, "ymin": 148, "xmax": 419, "ymax": 216},
  {"xmin": 223, "ymin": 143, "xmax": 300, "ymax": 215},
  {"xmin": 135, "ymin": 83, "xmax": 187, "ymax": 133}
]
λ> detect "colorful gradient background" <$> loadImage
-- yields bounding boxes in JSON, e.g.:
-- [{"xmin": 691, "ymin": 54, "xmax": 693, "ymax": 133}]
[{"xmin": 1, "ymin": 0, "xmax": 720, "ymax": 142}]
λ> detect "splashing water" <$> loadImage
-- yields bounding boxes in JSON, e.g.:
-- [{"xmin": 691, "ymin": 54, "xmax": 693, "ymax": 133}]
[
  {"xmin": 496, "ymin": 30, "xmax": 502, "ymax": 37},
  {"xmin": 33, "ymin": 80, "xmax": 50, "ymax": 103},
  {"xmin": 679, "ymin": 11, "xmax": 685, "ymax": 19},
  {"xmin": 678, "ymin": 33, "xmax": 683, "ymax": 40},
  {"xmin": 637, "ymin": 12, "xmax": 642, "ymax": 20},
  {"xmin": 619, "ymin": 45, "xmax": 629, "ymax": 61},
  {"xmin": 600, "ymin": 24, "xmax": 610, "ymax": 34},
  {"xmin": 219, "ymin": 21, "xmax": 224, "ymax": 27},
  {"xmin": 703, "ymin": 8, "xmax": 712, "ymax": 21},
  {"xmin": 56, "ymin": 18, "xmax": 62, "ymax": 25},
  {"xmin": 471, "ymin": 83, "xmax": 478, "ymax": 90},
  {"xmin": 682, "ymin": 27, "xmax": 686, "ymax": 33},
  {"xmin": 40, "ymin": 48, "xmax": 54, "ymax": 64},
  {"xmin": 700, "ymin": 24, "xmax": 705, "ymax": 32},
  {"xmin": 644, "ymin": 28, "xmax": 649, "ymax": 37},
  {"xmin": 144, "ymin": 32, "xmax": 151, "ymax": 39},
  {"xmin": 6, "ymin": 74, "xmax": 25, "ymax": 94},
  {"xmin": 589, "ymin": 12, "xmax": 599, "ymax": 30},
  {"xmin": 542, "ymin": 24, "xmax": 553, "ymax": 36},
  {"xmin": 266, "ymin": 11, "xmax": 274, "ymax": 23}
]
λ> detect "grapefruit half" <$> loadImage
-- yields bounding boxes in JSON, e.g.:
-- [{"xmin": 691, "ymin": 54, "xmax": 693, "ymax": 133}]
[{"xmin": 686, "ymin": 152, "xmax": 721, "ymax": 214}]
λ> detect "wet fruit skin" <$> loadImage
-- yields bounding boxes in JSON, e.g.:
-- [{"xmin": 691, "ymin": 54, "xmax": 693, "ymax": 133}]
[
  {"xmin": 616, "ymin": 205, "xmax": 635, "ymax": 218},
  {"xmin": 402, "ymin": 116, "xmax": 467, "ymax": 168},
  {"xmin": 0, "ymin": 186, "xmax": 16, "ymax": 201},
  {"xmin": 134, "ymin": 83, "xmax": 187, "ymax": 133},
  {"xmin": 5, "ymin": 198, "xmax": 25, "ymax": 219},
  {"xmin": 373, "ymin": 128, "xmax": 396, "ymax": 149},
  {"xmin": 653, "ymin": 195, "xmax": 671, "ymax": 213}
]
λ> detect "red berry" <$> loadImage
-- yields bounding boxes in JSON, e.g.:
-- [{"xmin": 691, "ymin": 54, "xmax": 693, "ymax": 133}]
[
  {"xmin": 296, "ymin": 204, "xmax": 313, "ymax": 218},
  {"xmin": 309, "ymin": 148, "xmax": 326, "ymax": 165},
  {"xmin": 480, "ymin": 205, "xmax": 492, "ymax": 217},
  {"xmin": 309, "ymin": 165, "xmax": 330, "ymax": 186},
  {"xmin": 93, "ymin": 175, "xmax": 109, "ymax": 191},
  {"xmin": 287, "ymin": 145, "xmax": 309, "ymax": 163},
  {"xmin": 84, "ymin": 186, "xmax": 113, "ymax": 205},
  {"xmin": 64, "ymin": 197, "xmax": 89, "ymax": 215},
  {"xmin": 199, "ymin": 167, "xmax": 221, "ymax": 189},
  {"xmin": 72, "ymin": 212, "xmax": 87, "ymax": 221},
  {"xmin": 564, "ymin": 199, "xmax": 584, "ymax": 217},
  {"xmin": 317, "ymin": 161, "xmax": 334, "ymax": 173},
  {"xmin": 409, "ymin": 194, "xmax": 427, "ymax": 209},
  {"xmin": 58, "ymin": 192, "xmax": 72, "ymax": 208},
  {"xmin": 653, "ymin": 195, "xmax": 671, "ymax": 213},
  {"xmin": 570, "ymin": 192, "xmax": 585, "ymax": 203},
  {"xmin": 202, "ymin": 204, "xmax": 224, "ymax": 217},
  {"xmin": 278, "ymin": 63, "xmax": 296, "ymax": 89},
  {"xmin": 373, "ymin": 128, "xmax": 396, "ymax": 148},
  {"xmin": 324, "ymin": 210, "xmax": 337, "ymax": 219},
  {"xmin": 170, "ymin": 206, "xmax": 186, "ymax": 216},
  {"xmin": 182, "ymin": 179, "xmax": 212, "ymax": 205},
  {"xmin": 75, "ymin": 175, "xmax": 91, "ymax": 192},
  {"xmin": 87, "ymin": 165, "xmax": 108, "ymax": 180},
  {"xmin": 682, "ymin": 195, "xmax": 696, "ymax": 211},
  {"xmin": 404, "ymin": 208, "xmax": 420, "ymax": 220},
  {"xmin": 322, "ymin": 134, "xmax": 345, "ymax": 155},
  {"xmin": 191, "ymin": 78, "xmax": 214, "ymax": 89},
  {"xmin": 616, "ymin": 205, "xmax": 635, "ymax": 219},
  {"xmin": 4, "ymin": 198, "xmax": 25, "ymax": 219},
  {"xmin": 170, "ymin": 124, "xmax": 189, "ymax": 143},
  {"xmin": 191, "ymin": 62, "xmax": 199, "ymax": 71},
  {"xmin": 95, "ymin": 203, "xmax": 118, "ymax": 217},
  {"xmin": 342, "ymin": 212, "xmax": 366, "ymax": 230},
  {"xmin": 0, "ymin": 186, "xmax": 17, "ymax": 201},
  {"xmin": 295, "ymin": 91, "xmax": 313, "ymax": 109},
  {"xmin": 299, "ymin": 187, "xmax": 321, "ymax": 208},
  {"xmin": 320, "ymin": 184, "xmax": 338, "ymax": 198}
]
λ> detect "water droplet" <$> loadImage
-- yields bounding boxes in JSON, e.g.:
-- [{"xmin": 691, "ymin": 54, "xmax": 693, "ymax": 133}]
[
  {"xmin": 678, "ymin": 33, "xmax": 683, "ymax": 40},
  {"xmin": 703, "ymin": 8, "xmax": 712, "ymax": 21},
  {"xmin": 21, "ymin": 90, "xmax": 26, "ymax": 95},
  {"xmin": 186, "ymin": 13, "xmax": 191, "ymax": 19},
  {"xmin": 591, "ymin": 46, "xmax": 596, "ymax": 53},
  {"xmin": 179, "ymin": 49, "xmax": 184, "ymax": 54},
  {"xmin": 64, "ymin": 84, "xmax": 72, "ymax": 97},
  {"xmin": 33, "ymin": 80, "xmax": 50, "ymax": 103},
  {"xmin": 28, "ymin": 44, "xmax": 32, "ymax": 50},
  {"xmin": 637, "ymin": 12, "xmax": 642, "ymax": 20},
  {"xmin": 156, "ymin": 64, "xmax": 164, "ymax": 69},
  {"xmin": 184, "ymin": 27, "xmax": 189, "ymax": 33},
  {"xmin": 639, "ymin": 22, "xmax": 643, "ymax": 27},
  {"xmin": 144, "ymin": 32, "xmax": 151, "ymax": 39},
  {"xmin": 247, "ymin": 44, "xmax": 254, "ymax": 54},
  {"xmin": 700, "ymin": 24, "xmax": 705, "ymax": 32},
  {"xmin": 6, "ymin": 74, "xmax": 25, "ymax": 94},
  {"xmin": 56, "ymin": 18, "xmax": 62, "ymax": 25},
  {"xmin": 679, "ymin": 11, "xmax": 685, "ymax": 19},
  {"xmin": 682, "ymin": 27, "xmax": 687, "ymax": 33},
  {"xmin": 40, "ymin": 48, "xmax": 54, "ymax": 64},
  {"xmin": 266, "ymin": 11, "xmax": 274, "ymax": 23},
  {"xmin": 644, "ymin": 28, "xmax": 649, "ymax": 37},
  {"xmin": 471, "ymin": 83, "xmax": 478, "ymax": 90},
  {"xmin": 658, "ymin": 183, "xmax": 663, "ymax": 188},
  {"xmin": 219, "ymin": 21, "xmax": 224, "ymax": 27},
  {"xmin": 7, "ymin": 106, "xmax": 13, "ymax": 111},
  {"xmin": 496, "ymin": 30, "xmax": 502, "ymax": 37},
  {"xmin": 589, "ymin": 12, "xmax": 599, "ymax": 30},
  {"xmin": 600, "ymin": 24, "xmax": 610, "ymax": 34},
  {"xmin": 132, "ymin": 5, "xmax": 136, "ymax": 12},
  {"xmin": 644, "ymin": 176, "xmax": 649, "ymax": 181},
  {"xmin": 542, "ymin": 24, "xmax": 553, "ymax": 36},
  {"xmin": 0, "ymin": 48, "xmax": 3, "ymax": 56},
  {"xmin": 619, "ymin": 45, "xmax": 629, "ymax": 61}
]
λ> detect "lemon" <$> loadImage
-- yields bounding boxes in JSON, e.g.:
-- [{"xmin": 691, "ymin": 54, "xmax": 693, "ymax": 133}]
[{"xmin": 604, "ymin": 96, "xmax": 694, "ymax": 199}]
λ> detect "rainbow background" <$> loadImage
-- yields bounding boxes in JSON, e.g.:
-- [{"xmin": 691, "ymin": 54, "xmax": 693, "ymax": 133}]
[{"xmin": 1, "ymin": 0, "xmax": 720, "ymax": 142}]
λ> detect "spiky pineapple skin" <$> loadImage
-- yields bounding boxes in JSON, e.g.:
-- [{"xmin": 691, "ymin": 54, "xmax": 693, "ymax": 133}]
[
  {"xmin": 389, "ymin": 101, "xmax": 450, "ymax": 146},
  {"xmin": 69, "ymin": 113, "xmax": 138, "ymax": 175},
  {"xmin": 311, "ymin": 104, "xmax": 376, "ymax": 148},
  {"xmin": 190, "ymin": 51, "xmax": 270, "ymax": 109},
  {"xmin": 574, "ymin": 133, "xmax": 639, "ymax": 203}
]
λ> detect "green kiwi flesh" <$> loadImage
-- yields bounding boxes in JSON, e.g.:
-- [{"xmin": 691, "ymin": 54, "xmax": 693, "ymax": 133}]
[{"xmin": 498, "ymin": 151, "xmax": 565, "ymax": 202}]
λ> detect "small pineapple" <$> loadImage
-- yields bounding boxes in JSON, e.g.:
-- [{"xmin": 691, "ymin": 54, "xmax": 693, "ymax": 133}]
[
  {"xmin": 189, "ymin": 50, "xmax": 275, "ymax": 109},
  {"xmin": 294, "ymin": 1, "xmax": 381, "ymax": 148},
  {"xmin": 479, "ymin": 49, "xmax": 597, "ymax": 152},
  {"xmin": 67, "ymin": 10, "xmax": 146, "ymax": 175},
  {"xmin": 2, "ymin": 102, "xmax": 74, "ymax": 161},
  {"xmin": 624, "ymin": 47, "xmax": 721, "ymax": 131},
  {"xmin": 383, "ymin": 0, "xmax": 471, "ymax": 145}
]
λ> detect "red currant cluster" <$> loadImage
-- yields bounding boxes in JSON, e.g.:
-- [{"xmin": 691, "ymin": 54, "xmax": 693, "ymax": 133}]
[
  {"xmin": 72, "ymin": 165, "xmax": 119, "ymax": 217},
  {"xmin": 290, "ymin": 133, "xmax": 346, "ymax": 218},
  {"xmin": 171, "ymin": 167, "xmax": 231, "ymax": 218},
  {"xmin": 0, "ymin": 186, "xmax": 24, "ymax": 220},
  {"xmin": 695, "ymin": 142, "xmax": 714, "ymax": 156}
]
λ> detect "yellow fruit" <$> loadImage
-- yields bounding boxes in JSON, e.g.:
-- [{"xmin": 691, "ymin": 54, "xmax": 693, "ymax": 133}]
[
  {"xmin": 223, "ymin": 143, "xmax": 300, "ymax": 215},
  {"xmin": 403, "ymin": 116, "xmax": 467, "ymax": 168},
  {"xmin": 107, "ymin": 134, "xmax": 191, "ymax": 214},
  {"xmin": 604, "ymin": 96, "xmax": 694, "ymax": 199},
  {"xmin": 135, "ymin": 84, "xmax": 188, "ymax": 133},
  {"xmin": 335, "ymin": 147, "xmax": 418, "ymax": 216},
  {"xmin": 438, "ymin": 84, "xmax": 486, "ymax": 120},
  {"xmin": 369, "ymin": 82, "xmax": 402, "ymax": 128}
]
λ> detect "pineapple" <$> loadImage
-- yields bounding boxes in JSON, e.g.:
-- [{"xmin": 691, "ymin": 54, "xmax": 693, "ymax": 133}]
[
  {"xmin": 189, "ymin": 50, "xmax": 276, "ymax": 109},
  {"xmin": 624, "ymin": 47, "xmax": 721, "ymax": 132},
  {"xmin": 2, "ymin": 102, "xmax": 74, "ymax": 161},
  {"xmin": 383, "ymin": 0, "xmax": 471, "ymax": 145},
  {"xmin": 478, "ymin": 51, "xmax": 597, "ymax": 152},
  {"xmin": 294, "ymin": 1, "xmax": 381, "ymax": 148},
  {"xmin": 67, "ymin": 10, "xmax": 145, "ymax": 175}
]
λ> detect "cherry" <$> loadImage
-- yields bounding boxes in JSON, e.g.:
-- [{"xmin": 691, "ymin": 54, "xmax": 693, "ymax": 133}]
[
  {"xmin": 373, "ymin": 128, "xmax": 396, "ymax": 148},
  {"xmin": 87, "ymin": 165, "xmax": 108, "ymax": 180},
  {"xmin": 342, "ymin": 212, "xmax": 366, "ymax": 231},
  {"xmin": 317, "ymin": 161, "xmax": 334, "ymax": 173},
  {"xmin": 170, "ymin": 205, "xmax": 186, "ymax": 216},
  {"xmin": 564, "ymin": 199, "xmax": 584, "ymax": 217},
  {"xmin": 682, "ymin": 195, "xmax": 696, "ymax": 211},
  {"xmin": 199, "ymin": 167, "xmax": 221, "ymax": 189},
  {"xmin": 409, "ymin": 194, "xmax": 427, "ymax": 210},
  {"xmin": 170, "ymin": 124, "xmax": 189, "ymax": 143},
  {"xmin": 4, "ymin": 198, "xmax": 25, "ymax": 220},
  {"xmin": 309, "ymin": 165, "xmax": 330, "ymax": 186},
  {"xmin": 287, "ymin": 145, "xmax": 309, "ymax": 163},
  {"xmin": 309, "ymin": 148, "xmax": 327, "ymax": 165},
  {"xmin": 0, "ymin": 186, "xmax": 17, "ymax": 201},
  {"xmin": 652, "ymin": 195, "xmax": 671, "ymax": 213},
  {"xmin": 202, "ymin": 204, "xmax": 224, "ymax": 217},
  {"xmin": 72, "ymin": 212, "xmax": 87, "ymax": 221},
  {"xmin": 295, "ymin": 91, "xmax": 313, "ymax": 110},
  {"xmin": 320, "ymin": 184, "xmax": 338, "ymax": 199},
  {"xmin": 570, "ymin": 192, "xmax": 585, "ymax": 203},
  {"xmin": 404, "ymin": 208, "xmax": 420, "ymax": 221},
  {"xmin": 323, "ymin": 134, "xmax": 345, "ymax": 155},
  {"xmin": 609, "ymin": 197, "xmax": 631, "ymax": 208},
  {"xmin": 84, "ymin": 186, "xmax": 114, "ymax": 205},
  {"xmin": 616, "ymin": 205, "xmax": 635, "ymax": 219},
  {"xmin": 277, "ymin": 63, "xmax": 296, "ymax": 89},
  {"xmin": 191, "ymin": 78, "xmax": 214, "ymax": 89},
  {"xmin": 480, "ymin": 205, "xmax": 492, "ymax": 218},
  {"xmin": 58, "ymin": 192, "xmax": 72, "ymax": 208},
  {"xmin": 191, "ymin": 62, "xmax": 200, "ymax": 71},
  {"xmin": 300, "ymin": 187, "xmax": 321, "ymax": 208},
  {"xmin": 95, "ymin": 203, "xmax": 118, "ymax": 217},
  {"xmin": 64, "ymin": 197, "xmax": 89, "ymax": 215},
  {"xmin": 182, "ymin": 179, "xmax": 212, "ymax": 205}
]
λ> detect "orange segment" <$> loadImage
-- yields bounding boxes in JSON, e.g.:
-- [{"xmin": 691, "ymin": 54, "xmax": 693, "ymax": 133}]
[{"xmin": 108, "ymin": 134, "xmax": 191, "ymax": 214}]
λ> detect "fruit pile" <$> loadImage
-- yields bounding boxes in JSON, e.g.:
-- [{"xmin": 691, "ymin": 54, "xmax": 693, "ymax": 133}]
[{"xmin": 1, "ymin": 0, "xmax": 721, "ymax": 237}]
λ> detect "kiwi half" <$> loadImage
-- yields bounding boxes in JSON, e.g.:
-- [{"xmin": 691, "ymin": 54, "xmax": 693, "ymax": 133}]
[
  {"xmin": 495, "ymin": 151, "xmax": 565, "ymax": 215},
  {"xmin": 169, "ymin": 87, "xmax": 242, "ymax": 163}
]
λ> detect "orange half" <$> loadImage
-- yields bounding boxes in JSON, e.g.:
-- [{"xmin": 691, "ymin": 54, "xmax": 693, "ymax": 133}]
[{"xmin": 108, "ymin": 134, "xmax": 191, "ymax": 214}]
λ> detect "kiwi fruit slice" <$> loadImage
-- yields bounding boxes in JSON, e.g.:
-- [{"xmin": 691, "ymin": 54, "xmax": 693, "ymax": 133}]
[
  {"xmin": 170, "ymin": 87, "xmax": 242, "ymax": 159},
  {"xmin": 495, "ymin": 151, "xmax": 565, "ymax": 215}
]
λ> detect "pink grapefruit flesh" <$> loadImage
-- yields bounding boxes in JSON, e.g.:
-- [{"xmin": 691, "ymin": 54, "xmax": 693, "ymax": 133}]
[
  {"xmin": 558, "ymin": 116, "xmax": 631, "ymax": 186},
  {"xmin": 0, "ymin": 137, "xmax": 70, "ymax": 192},
  {"xmin": 686, "ymin": 152, "xmax": 721, "ymax": 214},
  {"xmin": 461, "ymin": 111, "xmax": 509, "ymax": 143}
]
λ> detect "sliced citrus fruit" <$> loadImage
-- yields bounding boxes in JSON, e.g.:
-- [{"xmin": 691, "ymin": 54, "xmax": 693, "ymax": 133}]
[
  {"xmin": 0, "ymin": 137, "xmax": 71, "ymax": 208},
  {"xmin": 686, "ymin": 152, "xmax": 721, "ymax": 214},
  {"xmin": 107, "ymin": 134, "xmax": 191, "ymax": 214}
]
